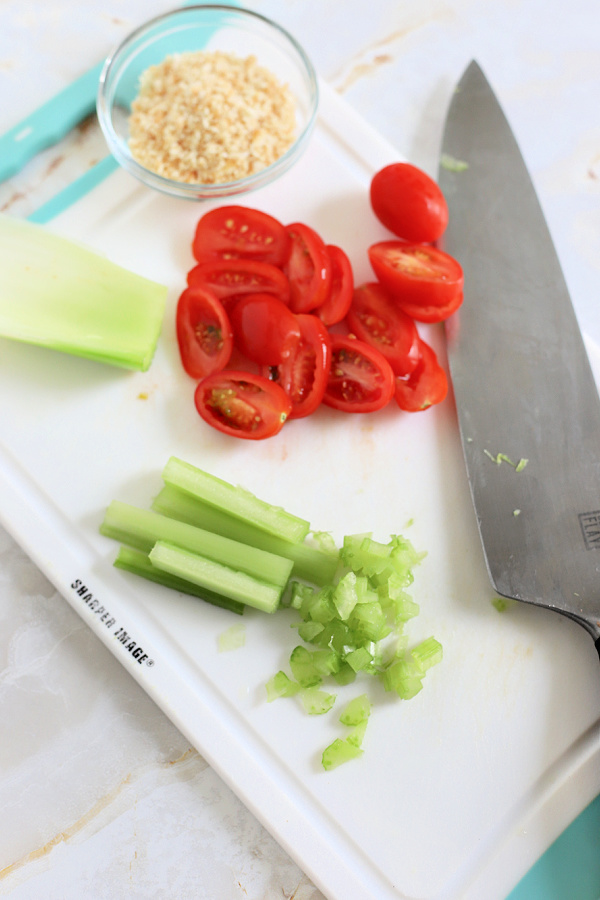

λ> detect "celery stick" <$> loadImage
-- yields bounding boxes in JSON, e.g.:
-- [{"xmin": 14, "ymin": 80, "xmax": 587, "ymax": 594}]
[
  {"xmin": 149, "ymin": 541, "xmax": 281, "ymax": 613},
  {"xmin": 100, "ymin": 501, "xmax": 293, "ymax": 589},
  {"xmin": 152, "ymin": 484, "xmax": 338, "ymax": 585},
  {"xmin": 162, "ymin": 457, "xmax": 310, "ymax": 544},
  {"xmin": 113, "ymin": 545, "xmax": 244, "ymax": 615},
  {"xmin": 0, "ymin": 214, "xmax": 166, "ymax": 371}
]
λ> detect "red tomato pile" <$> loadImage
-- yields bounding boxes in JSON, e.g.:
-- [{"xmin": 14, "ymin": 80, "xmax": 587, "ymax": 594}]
[{"xmin": 176, "ymin": 163, "xmax": 463, "ymax": 440}]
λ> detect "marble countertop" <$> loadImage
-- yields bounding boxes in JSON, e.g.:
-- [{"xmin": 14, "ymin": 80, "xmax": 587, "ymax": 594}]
[{"xmin": 1, "ymin": 2, "xmax": 599, "ymax": 898}]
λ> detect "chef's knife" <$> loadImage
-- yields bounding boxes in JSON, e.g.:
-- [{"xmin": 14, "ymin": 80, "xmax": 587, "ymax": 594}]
[{"xmin": 438, "ymin": 60, "xmax": 600, "ymax": 655}]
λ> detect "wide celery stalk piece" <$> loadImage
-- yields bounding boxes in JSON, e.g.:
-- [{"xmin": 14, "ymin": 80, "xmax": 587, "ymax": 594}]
[
  {"xmin": 162, "ymin": 456, "xmax": 310, "ymax": 544},
  {"xmin": 0, "ymin": 214, "xmax": 167, "ymax": 371}
]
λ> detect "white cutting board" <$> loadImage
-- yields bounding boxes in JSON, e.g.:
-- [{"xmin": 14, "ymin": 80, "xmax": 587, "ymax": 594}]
[{"xmin": 1, "ymin": 81, "xmax": 599, "ymax": 900}]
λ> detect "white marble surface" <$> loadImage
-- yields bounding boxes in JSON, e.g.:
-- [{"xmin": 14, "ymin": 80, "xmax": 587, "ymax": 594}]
[{"xmin": 1, "ymin": 1, "xmax": 599, "ymax": 898}]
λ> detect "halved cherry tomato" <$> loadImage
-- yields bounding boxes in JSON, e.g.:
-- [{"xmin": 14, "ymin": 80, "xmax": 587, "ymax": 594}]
[
  {"xmin": 370, "ymin": 162, "xmax": 449, "ymax": 243},
  {"xmin": 195, "ymin": 370, "xmax": 292, "ymax": 440},
  {"xmin": 187, "ymin": 259, "xmax": 290, "ymax": 307},
  {"xmin": 368, "ymin": 241, "xmax": 463, "ymax": 312},
  {"xmin": 229, "ymin": 293, "xmax": 301, "ymax": 366},
  {"xmin": 316, "ymin": 244, "xmax": 354, "ymax": 326},
  {"xmin": 263, "ymin": 314, "xmax": 332, "ymax": 419},
  {"xmin": 347, "ymin": 282, "xmax": 421, "ymax": 376},
  {"xmin": 323, "ymin": 335, "xmax": 395, "ymax": 414},
  {"xmin": 394, "ymin": 339, "xmax": 448, "ymax": 411},
  {"xmin": 392, "ymin": 288, "xmax": 463, "ymax": 323},
  {"xmin": 192, "ymin": 206, "xmax": 290, "ymax": 267},
  {"xmin": 176, "ymin": 286, "xmax": 233, "ymax": 379},
  {"xmin": 284, "ymin": 222, "xmax": 332, "ymax": 313}
]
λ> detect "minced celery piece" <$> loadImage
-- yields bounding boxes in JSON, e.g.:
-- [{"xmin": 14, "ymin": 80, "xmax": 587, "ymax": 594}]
[
  {"xmin": 411, "ymin": 636, "xmax": 443, "ymax": 672},
  {"xmin": 149, "ymin": 541, "xmax": 282, "ymax": 613},
  {"xmin": 266, "ymin": 671, "xmax": 301, "ymax": 701},
  {"xmin": 348, "ymin": 601, "xmax": 390, "ymax": 642},
  {"xmin": 345, "ymin": 647, "xmax": 373, "ymax": 673},
  {"xmin": 322, "ymin": 738, "xmax": 363, "ymax": 771},
  {"xmin": 333, "ymin": 662, "xmax": 357, "ymax": 686},
  {"xmin": 162, "ymin": 457, "xmax": 310, "ymax": 544},
  {"xmin": 382, "ymin": 656, "xmax": 424, "ymax": 699},
  {"xmin": 218, "ymin": 623, "xmax": 246, "ymax": 652},
  {"xmin": 339, "ymin": 694, "xmax": 371, "ymax": 726},
  {"xmin": 152, "ymin": 485, "xmax": 338, "ymax": 586},
  {"xmin": 113, "ymin": 545, "xmax": 245, "ymax": 615},
  {"xmin": 0, "ymin": 214, "xmax": 166, "ymax": 371},
  {"xmin": 332, "ymin": 571, "xmax": 359, "ymax": 620},
  {"xmin": 297, "ymin": 620, "xmax": 324, "ymax": 643},
  {"xmin": 346, "ymin": 719, "xmax": 368, "ymax": 748},
  {"xmin": 300, "ymin": 687, "xmax": 336, "ymax": 715},
  {"xmin": 289, "ymin": 645, "xmax": 322, "ymax": 687},
  {"xmin": 311, "ymin": 648, "xmax": 341, "ymax": 677},
  {"xmin": 492, "ymin": 596, "xmax": 517, "ymax": 612},
  {"xmin": 100, "ymin": 501, "xmax": 292, "ymax": 589}
]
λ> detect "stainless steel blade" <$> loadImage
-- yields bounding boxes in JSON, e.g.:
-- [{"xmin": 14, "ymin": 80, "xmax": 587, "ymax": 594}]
[{"xmin": 438, "ymin": 60, "xmax": 600, "ymax": 645}]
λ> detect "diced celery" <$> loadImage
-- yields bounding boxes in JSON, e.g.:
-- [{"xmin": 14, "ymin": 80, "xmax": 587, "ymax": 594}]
[
  {"xmin": 149, "ymin": 541, "xmax": 282, "ymax": 613},
  {"xmin": 339, "ymin": 694, "xmax": 371, "ymax": 726},
  {"xmin": 113, "ymin": 545, "xmax": 244, "ymax": 615},
  {"xmin": 345, "ymin": 647, "xmax": 373, "ymax": 673},
  {"xmin": 162, "ymin": 457, "xmax": 310, "ymax": 544},
  {"xmin": 348, "ymin": 601, "xmax": 390, "ymax": 642},
  {"xmin": 266, "ymin": 671, "xmax": 301, "ymax": 701},
  {"xmin": 217, "ymin": 623, "xmax": 246, "ymax": 652},
  {"xmin": 322, "ymin": 738, "xmax": 363, "ymax": 771},
  {"xmin": 0, "ymin": 214, "xmax": 166, "ymax": 371},
  {"xmin": 332, "ymin": 663, "xmax": 357, "ymax": 685},
  {"xmin": 152, "ymin": 485, "xmax": 338, "ymax": 585},
  {"xmin": 382, "ymin": 656, "xmax": 424, "ymax": 699},
  {"xmin": 411, "ymin": 637, "xmax": 443, "ymax": 672},
  {"xmin": 297, "ymin": 620, "xmax": 324, "ymax": 643},
  {"xmin": 300, "ymin": 687, "xmax": 336, "ymax": 715},
  {"xmin": 100, "ymin": 501, "xmax": 292, "ymax": 589},
  {"xmin": 289, "ymin": 645, "xmax": 322, "ymax": 687},
  {"xmin": 311, "ymin": 648, "xmax": 341, "ymax": 677},
  {"xmin": 332, "ymin": 571, "xmax": 359, "ymax": 620},
  {"xmin": 346, "ymin": 719, "xmax": 368, "ymax": 748}
]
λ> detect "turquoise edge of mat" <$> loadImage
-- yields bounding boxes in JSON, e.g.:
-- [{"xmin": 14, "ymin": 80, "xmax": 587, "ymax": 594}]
[{"xmin": 20, "ymin": 0, "xmax": 600, "ymax": 892}]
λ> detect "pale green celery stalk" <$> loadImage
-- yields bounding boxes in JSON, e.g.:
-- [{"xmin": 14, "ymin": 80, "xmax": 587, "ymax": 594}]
[
  {"xmin": 149, "ymin": 541, "xmax": 282, "ymax": 613},
  {"xmin": 162, "ymin": 457, "xmax": 310, "ymax": 544},
  {"xmin": 0, "ymin": 215, "xmax": 166, "ymax": 371},
  {"xmin": 100, "ymin": 501, "xmax": 293, "ymax": 589},
  {"xmin": 152, "ymin": 484, "xmax": 338, "ymax": 585},
  {"xmin": 113, "ymin": 545, "xmax": 244, "ymax": 615}
]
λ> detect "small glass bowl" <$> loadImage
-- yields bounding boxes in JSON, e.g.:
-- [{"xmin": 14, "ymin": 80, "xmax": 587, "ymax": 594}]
[{"xmin": 96, "ymin": 4, "xmax": 319, "ymax": 200}]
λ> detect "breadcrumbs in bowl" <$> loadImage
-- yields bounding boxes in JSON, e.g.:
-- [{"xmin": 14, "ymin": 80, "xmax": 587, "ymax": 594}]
[{"xmin": 97, "ymin": 5, "xmax": 319, "ymax": 200}]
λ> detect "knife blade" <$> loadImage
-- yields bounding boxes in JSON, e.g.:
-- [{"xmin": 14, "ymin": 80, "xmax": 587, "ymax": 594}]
[{"xmin": 438, "ymin": 60, "xmax": 600, "ymax": 652}]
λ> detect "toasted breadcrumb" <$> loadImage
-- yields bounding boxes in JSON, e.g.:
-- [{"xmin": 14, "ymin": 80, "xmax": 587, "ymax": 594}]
[{"xmin": 127, "ymin": 50, "xmax": 296, "ymax": 185}]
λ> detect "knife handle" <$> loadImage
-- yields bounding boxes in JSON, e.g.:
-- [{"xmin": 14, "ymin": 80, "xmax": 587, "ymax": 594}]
[{"xmin": 0, "ymin": 63, "xmax": 103, "ymax": 184}]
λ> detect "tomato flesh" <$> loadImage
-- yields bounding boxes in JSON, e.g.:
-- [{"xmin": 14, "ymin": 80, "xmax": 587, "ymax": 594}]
[
  {"xmin": 284, "ymin": 222, "xmax": 332, "ymax": 313},
  {"xmin": 230, "ymin": 293, "xmax": 301, "ymax": 366},
  {"xmin": 195, "ymin": 371, "xmax": 292, "ymax": 440},
  {"xmin": 347, "ymin": 282, "xmax": 421, "ymax": 376},
  {"xmin": 368, "ymin": 240, "xmax": 463, "ymax": 312},
  {"xmin": 323, "ymin": 335, "xmax": 395, "ymax": 413},
  {"xmin": 264, "ymin": 314, "xmax": 332, "ymax": 419},
  {"xmin": 187, "ymin": 258, "xmax": 291, "ymax": 307},
  {"xmin": 192, "ymin": 205, "xmax": 290, "ymax": 267},
  {"xmin": 370, "ymin": 163, "xmax": 449, "ymax": 243},
  {"xmin": 316, "ymin": 244, "xmax": 354, "ymax": 326},
  {"xmin": 394, "ymin": 339, "xmax": 448, "ymax": 411},
  {"xmin": 175, "ymin": 286, "xmax": 233, "ymax": 379}
]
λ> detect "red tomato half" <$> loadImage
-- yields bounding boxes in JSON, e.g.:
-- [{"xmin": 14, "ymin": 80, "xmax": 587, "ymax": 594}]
[
  {"xmin": 192, "ymin": 206, "xmax": 290, "ymax": 267},
  {"xmin": 195, "ymin": 371, "xmax": 292, "ymax": 440},
  {"xmin": 187, "ymin": 259, "xmax": 290, "ymax": 307},
  {"xmin": 284, "ymin": 222, "xmax": 332, "ymax": 313},
  {"xmin": 394, "ymin": 339, "xmax": 448, "ymax": 412},
  {"xmin": 368, "ymin": 241, "xmax": 463, "ymax": 312},
  {"xmin": 370, "ymin": 163, "xmax": 449, "ymax": 243},
  {"xmin": 393, "ymin": 288, "xmax": 463, "ymax": 323},
  {"xmin": 316, "ymin": 244, "xmax": 354, "ymax": 326},
  {"xmin": 176, "ymin": 286, "xmax": 233, "ymax": 379},
  {"xmin": 264, "ymin": 314, "xmax": 332, "ymax": 419},
  {"xmin": 230, "ymin": 293, "xmax": 301, "ymax": 366},
  {"xmin": 323, "ymin": 335, "xmax": 395, "ymax": 414},
  {"xmin": 347, "ymin": 282, "xmax": 421, "ymax": 376}
]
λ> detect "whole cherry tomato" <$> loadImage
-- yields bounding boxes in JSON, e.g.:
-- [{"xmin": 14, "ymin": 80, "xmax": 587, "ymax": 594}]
[
  {"xmin": 394, "ymin": 339, "xmax": 448, "ymax": 411},
  {"xmin": 316, "ymin": 244, "xmax": 354, "ymax": 327},
  {"xmin": 192, "ymin": 206, "xmax": 290, "ymax": 267},
  {"xmin": 370, "ymin": 162, "xmax": 449, "ymax": 243},
  {"xmin": 368, "ymin": 241, "xmax": 463, "ymax": 314},
  {"xmin": 284, "ymin": 222, "xmax": 332, "ymax": 313},
  {"xmin": 187, "ymin": 258, "xmax": 290, "ymax": 307},
  {"xmin": 229, "ymin": 293, "xmax": 301, "ymax": 366},
  {"xmin": 175, "ymin": 286, "xmax": 233, "ymax": 379},
  {"xmin": 347, "ymin": 282, "xmax": 421, "ymax": 376},
  {"xmin": 264, "ymin": 314, "xmax": 332, "ymax": 419},
  {"xmin": 195, "ymin": 370, "xmax": 292, "ymax": 440},
  {"xmin": 323, "ymin": 335, "xmax": 395, "ymax": 414}
]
